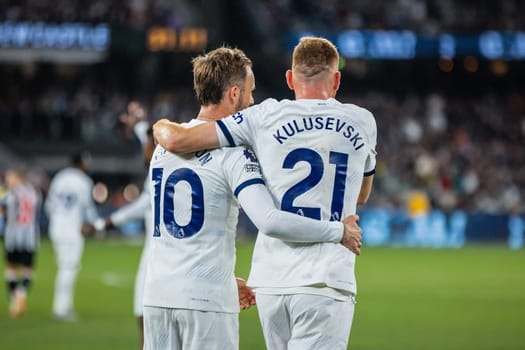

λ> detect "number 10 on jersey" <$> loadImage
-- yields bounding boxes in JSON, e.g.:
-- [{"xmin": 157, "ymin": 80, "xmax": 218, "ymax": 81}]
[{"xmin": 152, "ymin": 167, "xmax": 205, "ymax": 239}]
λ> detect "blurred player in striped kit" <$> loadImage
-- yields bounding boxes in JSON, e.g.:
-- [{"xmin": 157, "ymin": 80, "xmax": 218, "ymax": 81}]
[
  {"xmin": 1, "ymin": 167, "xmax": 41, "ymax": 318},
  {"xmin": 45, "ymin": 151, "xmax": 101, "ymax": 321}
]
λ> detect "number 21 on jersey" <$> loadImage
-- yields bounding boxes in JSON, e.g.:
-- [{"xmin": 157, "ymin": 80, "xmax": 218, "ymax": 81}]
[{"xmin": 281, "ymin": 148, "xmax": 348, "ymax": 221}]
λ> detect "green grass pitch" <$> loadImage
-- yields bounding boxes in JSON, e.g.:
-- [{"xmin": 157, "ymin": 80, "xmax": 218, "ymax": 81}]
[{"xmin": 1, "ymin": 238, "xmax": 524, "ymax": 350}]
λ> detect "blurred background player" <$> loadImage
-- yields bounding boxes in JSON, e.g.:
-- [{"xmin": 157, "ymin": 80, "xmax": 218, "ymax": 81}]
[
  {"xmin": 45, "ymin": 151, "xmax": 101, "ymax": 321},
  {"xmin": 153, "ymin": 36, "xmax": 375, "ymax": 349},
  {"xmin": 91, "ymin": 100, "xmax": 155, "ymax": 349},
  {"xmin": 143, "ymin": 46, "xmax": 362, "ymax": 350},
  {"xmin": 1, "ymin": 167, "xmax": 41, "ymax": 318}
]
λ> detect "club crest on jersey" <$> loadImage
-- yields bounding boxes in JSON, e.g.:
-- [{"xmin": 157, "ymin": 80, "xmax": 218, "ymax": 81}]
[
  {"xmin": 243, "ymin": 149, "xmax": 260, "ymax": 173},
  {"xmin": 243, "ymin": 148, "xmax": 258, "ymax": 162}
]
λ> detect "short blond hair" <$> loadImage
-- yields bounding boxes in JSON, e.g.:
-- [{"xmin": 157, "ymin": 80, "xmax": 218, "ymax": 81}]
[
  {"xmin": 292, "ymin": 37, "xmax": 339, "ymax": 78},
  {"xmin": 5, "ymin": 166, "xmax": 27, "ymax": 180},
  {"xmin": 192, "ymin": 47, "xmax": 252, "ymax": 106}
]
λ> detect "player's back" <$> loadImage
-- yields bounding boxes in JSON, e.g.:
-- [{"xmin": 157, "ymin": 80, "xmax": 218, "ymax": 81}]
[
  {"xmin": 46, "ymin": 167, "xmax": 93, "ymax": 234},
  {"xmin": 218, "ymin": 98, "xmax": 377, "ymax": 293},
  {"xmin": 144, "ymin": 120, "xmax": 262, "ymax": 313},
  {"xmin": 229, "ymin": 98, "xmax": 376, "ymax": 221}
]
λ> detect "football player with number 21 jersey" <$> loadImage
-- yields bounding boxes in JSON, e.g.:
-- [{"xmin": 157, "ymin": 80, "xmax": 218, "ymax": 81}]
[
  {"xmin": 143, "ymin": 47, "xmax": 362, "ymax": 350},
  {"xmin": 153, "ymin": 37, "xmax": 377, "ymax": 349}
]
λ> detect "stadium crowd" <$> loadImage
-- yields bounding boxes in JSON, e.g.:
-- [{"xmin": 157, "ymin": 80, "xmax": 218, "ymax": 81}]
[
  {"xmin": 1, "ymin": 68, "xmax": 523, "ymax": 215},
  {"xmin": 0, "ymin": 0, "xmax": 524, "ymax": 231},
  {"xmin": 0, "ymin": 0, "xmax": 202, "ymax": 28},
  {"xmin": 253, "ymin": 0, "xmax": 525, "ymax": 33},
  {"xmin": 2, "ymin": 0, "xmax": 525, "ymax": 33},
  {"xmin": 0, "ymin": 70, "xmax": 197, "ymax": 144},
  {"xmin": 351, "ymin": 91, "xmax": 525, "ymax": 214}
]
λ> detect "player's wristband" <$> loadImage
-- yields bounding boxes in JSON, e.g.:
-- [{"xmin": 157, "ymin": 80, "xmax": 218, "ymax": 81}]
[{"xmin": 93, "ymin": 218, "xmax": 106, "ymax": 232}]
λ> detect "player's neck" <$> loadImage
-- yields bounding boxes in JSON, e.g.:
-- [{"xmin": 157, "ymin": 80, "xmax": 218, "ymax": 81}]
[
  {"xmin": 196, "ymin": 104, "xmax": 234, "ymax": 122},
  {"xmin": 294, "ymin": 85, "xmax": 335, "ymax": 100}
]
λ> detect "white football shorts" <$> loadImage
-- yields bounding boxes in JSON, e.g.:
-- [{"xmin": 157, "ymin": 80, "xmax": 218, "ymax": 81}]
[
  {"xmin": 143, "ymin": 306, "xmax": 238, "ymax": 350},
  {"xmin": 133, "ymin": 248, "xmax": 148, "ymax": 317},
  {"xmin": 256, "ymin": 293, "xmax": 355, "ymax": 350}
]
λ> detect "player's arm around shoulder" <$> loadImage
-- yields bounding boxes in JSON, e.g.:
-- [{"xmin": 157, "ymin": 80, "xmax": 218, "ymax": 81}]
[
  {"xmin": 153, "ymin": 119, "xmax": 219, "ymax": 154},
  {"xmin": 214, "ymin": 98, "xmax": 280, "ymax": 147}
]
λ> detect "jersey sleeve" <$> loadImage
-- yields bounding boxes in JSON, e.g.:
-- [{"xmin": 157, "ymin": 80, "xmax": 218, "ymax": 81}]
[
  {"xmin": 33, "ymin": 187, "xmax": 43, "ymax": 235},
  {"xmin": 44, "ymin": 180, "xmax": 57, "ymax": 216},
  {"xmin": 237, "ymin": 184, "xmax": 343, "ymax": 243},
  {"xmin": 81, "ymin": 178, "xmax": 99, "ymax": 223},
  {"xmin": 221, "ymin": 147, "xmax": 265, "ymax": 197},
  {"xmin": 364, "ymin": 111, "xmax": 378, "ymax": 176},
  {"xmin": 216, "ymin": 99, "xmax": 277, "ymax": 148},
  {"xmin": 4, "ymin": 191, "xmax": 15, "ymax": 220},
  {"xmin": 223, "ymin": 147, "xmax": 343, "ymax": 243},
  {"xmin": 110, "ymin": 190, "xmax": 149, "ymax": 226}
]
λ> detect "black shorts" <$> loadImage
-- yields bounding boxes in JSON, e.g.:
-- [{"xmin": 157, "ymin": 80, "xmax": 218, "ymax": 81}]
[{"xmin": 5, "ymin": 250, "xmax": 35, "ymax": 267}]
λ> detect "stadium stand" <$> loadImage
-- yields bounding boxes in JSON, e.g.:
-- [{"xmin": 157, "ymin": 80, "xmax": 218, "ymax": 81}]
[{"xmin": 0, "ymin": 0, "xmax": 523, "ymax": 243}]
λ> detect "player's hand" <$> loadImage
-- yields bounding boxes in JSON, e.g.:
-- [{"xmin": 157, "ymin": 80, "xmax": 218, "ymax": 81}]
[
  {"xmin": 152, "ymin": 118, "xmax": 172, "ymax": 145},
  {"xmin": 236, "ymin": 277, "xmax": 256, "ymax": 310},
  {"xmin": 93, "ymin": 218, "xmax": 113, "ymax": 232},
  {"xmin": 341, "ymin": 214, "xmax": 363, "ymax": 256},
  {"xmin": 81, "ymin": 222, "xmax": 96, "ymax": 237}
]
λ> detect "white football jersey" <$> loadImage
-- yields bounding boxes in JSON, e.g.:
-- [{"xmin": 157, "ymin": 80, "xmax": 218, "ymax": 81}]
[
  {"xmin": 216, "ymin": 98, "xmax": 377, "ymax": 295},
  {"xmin": 45, "ymin": 167, "xmax": 98, "ymax": 241},
  {"xmin": 143, "ymin": 119, "xmax": 264, "ymax": 313}
]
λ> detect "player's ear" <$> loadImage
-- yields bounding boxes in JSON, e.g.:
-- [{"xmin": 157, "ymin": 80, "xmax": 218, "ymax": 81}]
[
  {"xmin": 333, "ymin": 71, "xmax": 341, "ymax": 93},
  {"xmin": 286, "ymin": 70, "xmax": 294, "ymax": 90},
  {"xmin": 228, "ymin": 85, "xmax": 239, "ymax": 105}
]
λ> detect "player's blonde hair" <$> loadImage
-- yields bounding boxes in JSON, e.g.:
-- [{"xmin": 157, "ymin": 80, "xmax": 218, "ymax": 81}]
[
  {"xmin": 192, "ymin": 47, "xmax": 252, "ymax": 106},
  {"xmin": 292, "ymin": 37, "xmax": 339, "ymax": 78},
  {"xmin": 4, "ymin": 166, "xmax": 28, "ymax": 188},
  {"xmin": 5, "ymin": 166, "xmax": 27, "ymax": 180}
]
